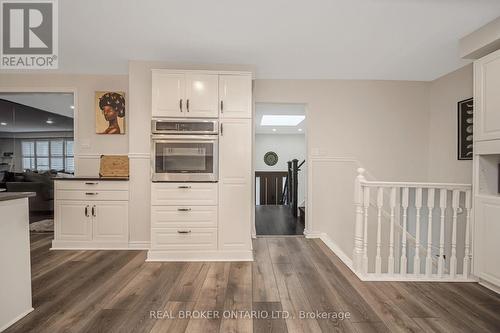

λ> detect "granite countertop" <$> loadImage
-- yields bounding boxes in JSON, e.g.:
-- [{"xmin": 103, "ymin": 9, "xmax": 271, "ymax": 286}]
[
  {"xmin": 52, "ymin": 177, "xmax": 129, "ymax": 181},
  {"xmin": 0, "ymin": 192, "xmax": 36, "ymax": 202}
]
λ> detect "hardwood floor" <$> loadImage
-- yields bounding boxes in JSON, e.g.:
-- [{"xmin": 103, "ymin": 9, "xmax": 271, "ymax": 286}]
[
  {"xmin": 255, "ymin": 205, "xmax": 305, "ymax": 235},
  {"xmin": 5, "ymin": 232, "xmax": 500, "ymax": 333}
]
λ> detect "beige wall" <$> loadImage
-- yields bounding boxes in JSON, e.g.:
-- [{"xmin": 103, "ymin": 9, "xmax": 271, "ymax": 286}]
[
  {"xmin": 428, "ymin": 64, "xmax": 473, "ymax": 184},
  {"xmin": 0, "ymin": 73, "xmax": 129, "ymax": 176}
]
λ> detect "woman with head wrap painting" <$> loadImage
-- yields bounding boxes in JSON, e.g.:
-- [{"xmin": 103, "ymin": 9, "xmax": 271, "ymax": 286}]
[{"xmin": 98, "ymin": 92, "xmax": 125, "ymax": 134}]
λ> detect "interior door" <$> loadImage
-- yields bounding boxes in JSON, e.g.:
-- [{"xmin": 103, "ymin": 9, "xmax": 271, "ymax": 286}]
[
  {"xmin": 185, "ymin": 74, "xmax": 219, "ymax": 118},
  {"xmin": 152, "ymin": 72, "xmax": 185, "ymax": 117},
  {"xmin": 219, "ymin": 75, "xmax": 252, "ymax": 118},
  {"xmin": 56, "ymin": 201, "xmax": 92, "ymax": 241},
  {"xmin": 92, "ymin": 201, "xmax": 128, "ymax": 243}
]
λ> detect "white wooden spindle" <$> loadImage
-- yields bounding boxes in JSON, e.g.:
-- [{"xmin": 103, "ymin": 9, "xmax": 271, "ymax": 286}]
[
  {"xmin": 463, "ymin": 190, "xmax": 472, "ymax": 278},
  {"xmin": 388, "ymin": 187, "xmax": 396, "ymax": 275},
  {"xmin": 362, "ymin": 186, "xmax": 370, "ymax": 274},
  {"xmin": 438, "ymin": 189, "xmax": 447, "ymax": 277},
  {"xmin": 400, "ymin": 187, "xmax": 409, "ymax": 275},
  {"xmin": 425, "ymin": 188, "xmax": 435, "ymax": 277},
  {"xmin": 414, "ymin": 188, "xmax": 423, "ymax": 274},
  {"xmin": 353, "ymin": 168, "xmax": 366, "ymax": 273},
  {"xmin": 375, "ymin": 187, "xmax": 383, "ymax": 274},
  {"xmin": 450, "ymin": 190, "xmax": 460, "ymax": 278}
]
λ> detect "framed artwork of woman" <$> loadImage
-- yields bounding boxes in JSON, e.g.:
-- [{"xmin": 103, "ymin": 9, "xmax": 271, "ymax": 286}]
[{"xmin": 95, "ymin": 91, "xmax": 126, "ymax": 134}]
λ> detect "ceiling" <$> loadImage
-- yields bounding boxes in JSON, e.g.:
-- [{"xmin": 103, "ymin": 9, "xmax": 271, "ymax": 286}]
[
  {"xmin": 0, "ymin": 97, "xmax": 74, "ymax": 133},
  {"xmin": 0, "ymin": 93, "xmax": 74, "ymax": 118},
  {"xmin": 2, "ymin": 0, "xmax": 498, "ymax": 80},
  {"xmin": 255, "ymin": 103, "xmax": 306, "ymax": 135}
]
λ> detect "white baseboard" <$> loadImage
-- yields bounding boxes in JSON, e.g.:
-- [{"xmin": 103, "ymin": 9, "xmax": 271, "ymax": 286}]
[
  {"xmin": 0, "ymin": 307, "xmax": 33, "ymax": 332},
  {"xmin": 128, "ymin": 241, "xmax": 151, "ymax": 250},
  {"xmin": 146, "ymin": 250, "xmax": 254, "ymax": 262},
  {"xmin": 479, "ymin": 278, "xmax": 500, "ymax": 294},
  {"xmin": 51, "ymin": 240, "xmax": 131, "ymax": 250},
  {"xmin": 304, "ymin": 231, "xmax": 353, "ymax": 270}
]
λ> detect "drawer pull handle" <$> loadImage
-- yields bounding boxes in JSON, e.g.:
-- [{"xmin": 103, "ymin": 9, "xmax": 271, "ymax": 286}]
[
  {"xmin": 85, "ymin": 192, "xmax": 98, "ymax": 195},
  {"xmin": 177, "ymin": 230, "xmax": 191, "ymax": 234},
  {"xmin": 85, "ymin": 182, "xmax": 98, "ymax": 185},
  {"xmin": 177, "ymin": 208, "xmax": 192, "ymax": 212},
  {"xmin": 178, "ymin": 186, "xmax": 191, "ymax": 189}
]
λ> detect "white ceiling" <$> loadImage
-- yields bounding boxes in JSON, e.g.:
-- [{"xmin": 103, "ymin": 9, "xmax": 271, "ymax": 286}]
[
  {"xmin": 7, "ymin": 0, "xmax": 498, "ymax": 80},
  {"xmin": 255, "ymin": 103, "xmax": 306, "ymax": 134}
]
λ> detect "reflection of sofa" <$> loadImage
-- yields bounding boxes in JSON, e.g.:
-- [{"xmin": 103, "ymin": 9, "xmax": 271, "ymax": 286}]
[{"xmin": 3, "ymin": 171, "xmax": 55, "ymax": 212}]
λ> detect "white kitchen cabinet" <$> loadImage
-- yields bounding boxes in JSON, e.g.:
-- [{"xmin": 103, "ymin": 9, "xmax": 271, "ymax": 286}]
[
  {"xmin": 152, "ymin": 71, "xmax": 185, "ymax": 118},
  {"xmin": 152, "ymin": 70, "xmax": 218, "ymax": 118},
  {"xmin": 474, "ymin": 196, "xmax": 500, "ymax": 288},
  {"xmin": 218, "ymin": 118, "xmax": 252, "ymax": 252},
  {"xmin": 92, "ymin": 201, "xmax": 129, "ymax": 243},
  {"xmin": 474, "ymin": 48, "xmax": 500, "ymax": 142},
  {"xmin": 219, "ymin": 75, "xmax": 252, "ymax": 118},
  {"xmin": 56, "ymin": 201, "xmax": 92, "ymax": 242},
  {"xmin": 186, "ymin": 74, "xmax": 219, "ymax": 117},
  {"xmin": 52, "ymin": 180, "xmax": 129, "ymax": 249}
]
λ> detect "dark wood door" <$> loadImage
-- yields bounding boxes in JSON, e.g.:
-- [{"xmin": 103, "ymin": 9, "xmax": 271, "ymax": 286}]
[{"xmin": 256, "ymin": 171, "xmax": 287, "ymax": 205}]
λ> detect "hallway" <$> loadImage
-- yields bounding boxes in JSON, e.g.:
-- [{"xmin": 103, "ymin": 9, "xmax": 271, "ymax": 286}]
[{"xmin": 255, "ymin": 205, "xmax": 305, "ymax": 235}]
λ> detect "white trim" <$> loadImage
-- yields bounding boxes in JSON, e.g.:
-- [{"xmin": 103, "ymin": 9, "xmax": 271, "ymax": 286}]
[
  {"xmin": 359, "ymin": 274, "xmax": 477, "ymax": 282},
  {"xmin": 0, "ymin": 307, "xmax": 34, "ymax": 333},
  {"xmin": 146, "ymin": 250, "xmax": 254, "ymax": 262},
  {"xmin": 51, "ymin": 240, "xmax": 130, "ymax": 250},
  {"xmin": 128, "ymin": 153, "xmax": 150, "ymax": 159},
  {"xmin": 151, "ymin": 69, "xmax": 253, "ymax": 77},
  {"xmin": 478, "ymin": 278, "xmax": 500, "ymax": 295},
  {"xmin": 128, "ymin": 241, "xmax": 150, "ymax": 250},
  {"xmin": 306, "ymin": 232, "xmax": 354, "ymax": 270},
  {"xmin": 76, "ymin": 154, "xmax": 100, "ymax": 159}
]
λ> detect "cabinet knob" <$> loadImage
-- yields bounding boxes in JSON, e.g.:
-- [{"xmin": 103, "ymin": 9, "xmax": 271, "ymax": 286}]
[
  {"xmin": 85, "ymin": 205, "xmax": 89, "ymax": 217},
  {"xmin": 85, "ymin": 182, "xmax": 98, "ymax": 185},
  {"xmin": 179, "ymin": 99, "xmax": 183, "ymax": 112},
  {"xmin": 177, "ymin": 185, "xmax": 191, "ymax": 189},
  {"xmin": 177, "ymin": 230, "xmax": 191, "ymax": 234},
  {"xmin": 186, "ymin": 99, "xmax": 190, "ymax": 112},
  {"xmin": 177, "ymin": 208, "xmax": 192, "ymax": 212},
  {"xmin": 92, "ymin": 205, "xmax": 96, "ymax": 217},
  {"xmin": 85, "ymin": 192, "xmax": 98, "ymax": 195}
]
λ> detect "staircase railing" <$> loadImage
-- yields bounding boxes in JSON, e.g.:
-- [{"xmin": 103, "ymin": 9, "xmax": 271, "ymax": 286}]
[
  {"xmin": 280, "ymin": 159, "xmax": 305, "ymax": 216},
  {"xmin": 352, "ymin": 168, "xmax": 473, "ymax": 281}
]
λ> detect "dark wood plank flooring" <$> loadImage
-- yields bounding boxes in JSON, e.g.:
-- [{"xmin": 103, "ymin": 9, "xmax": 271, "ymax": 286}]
[
  {"xmin": 255, "ymin": 205, "xmax": 305, "ymax": 235},
  {"xmin": 5, "ymin": 233, "xmax": 500, "ymax": 333}
]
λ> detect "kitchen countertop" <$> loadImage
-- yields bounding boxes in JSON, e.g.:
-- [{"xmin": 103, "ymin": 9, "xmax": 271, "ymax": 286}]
[
  {"xmin": 52, "ymin": 177, "xmax": 129, "ymax": 181},
  {"xmin": 0, "ymin": 192, "xmax": 36, "ymax": 202}
]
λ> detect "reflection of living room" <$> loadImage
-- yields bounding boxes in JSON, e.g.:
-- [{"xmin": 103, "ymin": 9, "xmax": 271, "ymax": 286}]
[{"xmin": 0, "ymin": 93, "xmax": 75, "ymax": 224}]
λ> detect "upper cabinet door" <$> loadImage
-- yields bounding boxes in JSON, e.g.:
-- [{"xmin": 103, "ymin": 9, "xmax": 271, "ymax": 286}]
[
  {"xmin": 152, "ymin": 71, "xmax": 185, "ymax": 117},
  {"xmin": 185, "ymin": 74, "xmax": 219, "ymax": 118},
  {"xmin": 219, "ymin": 75, "xmax": 252, "ymax": 118},
  {"xmin": 474, "ymin": 49, "xmax": 500, "ymax": 142}
]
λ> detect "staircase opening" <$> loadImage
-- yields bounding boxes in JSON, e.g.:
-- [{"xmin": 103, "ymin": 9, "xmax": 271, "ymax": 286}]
[{"xmin": 254, "ymin": 103, "xmax": 306, "ymax": 236}]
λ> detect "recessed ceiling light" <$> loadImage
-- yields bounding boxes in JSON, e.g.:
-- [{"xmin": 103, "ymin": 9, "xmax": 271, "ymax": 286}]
[
  {"xmin": 298, "ymin": 128, "xmax": 303, "ymax": 132},
  {"xmin": 261, "ymin": 115, "xmax": 305, "ymax": 126},
  {"xmin": 46, "ymin": 120, "xmax": 54, "ymax": 124},
  {"xmin": 272, "ymin": 128, "xmax": 277, "ymax": 132},
  {"xmin": 0, "ymin": 122, "xmax": 7, "ymax": 126},
  {"xmin": 70, "ymin": 105, "xmax": 75, "ymax": 109}
]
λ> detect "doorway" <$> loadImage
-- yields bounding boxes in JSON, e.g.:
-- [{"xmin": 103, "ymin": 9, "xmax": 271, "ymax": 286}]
[{"xmin": 254, "ymin": 103, "xmax": 306, "ymax": 235}]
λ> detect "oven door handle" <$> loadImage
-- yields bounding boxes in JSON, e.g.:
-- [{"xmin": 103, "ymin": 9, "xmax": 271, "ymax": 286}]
[{"xmin": 151, "ymin": 135, "xmax": 218, "ymax": 142}]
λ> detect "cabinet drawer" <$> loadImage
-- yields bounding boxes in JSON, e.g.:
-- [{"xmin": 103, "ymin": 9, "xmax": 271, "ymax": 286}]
[
  {"xmin": 151, "ymin": 228, "xmax": 217, "ymax": 250},
  {"xmin": 151, "ymin": 206, "xmax": 217, "ymax": 228},
  {"xmin": 56, "ymin": 190, "xmax": 129, "ymax": 201},
  {"xmin": 55, "ymin": 181, "xmax": 129, "ymax": 191},
  {"xmin": 151, "ymin": 183, "xmax": 217, "ymax": 205}
]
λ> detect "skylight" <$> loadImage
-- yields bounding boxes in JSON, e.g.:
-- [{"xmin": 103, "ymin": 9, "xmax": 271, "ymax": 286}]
[{"xmin": 260, "ymin": 115, "xmax": 305, "ymax": 126}]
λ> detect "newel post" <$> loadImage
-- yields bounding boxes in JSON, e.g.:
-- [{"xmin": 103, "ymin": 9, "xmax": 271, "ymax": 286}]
[{"xmin": 353, "ymin": 168, "xmax": 366, "ymax": 273}]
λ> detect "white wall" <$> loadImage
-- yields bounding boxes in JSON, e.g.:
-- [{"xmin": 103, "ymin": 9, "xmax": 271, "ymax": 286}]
[
  {"xmin": 255, "ymin": 134, "xmax": 306, "ymax": 205},
  {"xmin": 0, "ymin": 74, "xmax": 129, "ymax": 176},
  {"xmin": 428, "ymin": 64, "xmax": 473, "ymax": 184}
]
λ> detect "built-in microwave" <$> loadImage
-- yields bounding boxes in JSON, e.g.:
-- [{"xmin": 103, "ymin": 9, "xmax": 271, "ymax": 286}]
[{"xmin": 151, "ymin": 119, "xmax": 218, "ymax": 182}]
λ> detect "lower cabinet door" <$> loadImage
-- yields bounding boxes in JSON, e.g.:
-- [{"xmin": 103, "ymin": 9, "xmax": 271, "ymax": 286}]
[
  {"xmin": 475, "ymin": 196, "xmax": 500, "ymax": 287},
  {"xmin": 92, "ymin": 201, "xmax": 129, "ymax": 243},
  {"xmin": 56, "ymin": 201, "xmax": 92, "ymax": 241}
]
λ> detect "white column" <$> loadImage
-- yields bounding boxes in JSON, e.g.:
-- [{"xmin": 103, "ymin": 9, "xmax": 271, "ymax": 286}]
[
  {"xmin": 375, "ymin": 187, "xmax": 383, "ymax": 275},
  {"xmin": 414, "ymin": 188, "xmax": 423, "ymax": 274},
  {"xmin": 438, "ymin": 189, "xmax": 447, "ymax": 277},
  {"xmin": 400, "ymin": 187, "xmax": 409, "ymax": 275},
  {"xmin": 388, "ymin": 187, "xmax": 396, "ymax": 275},
  {"xmin": 362, "ymin": 186, "xmax": 370, "ymax": 275},
  {"xmin": 450, "ymin": 190, "xmax": 460, "ymax": 278},
  {"xmin": 463, "ymin": 190, "xmax": 472, "ymax": 279},
  {"xmin": 425, "ymin": 188, "xmax": 435, "ymax": 277},
  {"xmin": 353, "ymin": 168, "xmax": 366, "ymax": 273}
]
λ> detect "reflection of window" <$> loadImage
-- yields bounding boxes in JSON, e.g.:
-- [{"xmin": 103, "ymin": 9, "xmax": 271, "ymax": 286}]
[{"xmin": 22, "ymin": 139, "xmax": 74, "ymax": 173}]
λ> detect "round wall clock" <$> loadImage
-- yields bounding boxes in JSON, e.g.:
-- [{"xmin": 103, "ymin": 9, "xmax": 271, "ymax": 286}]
[{"xmin": 264, "ymin": 151, "xmax": 278, "ymax": 166}]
